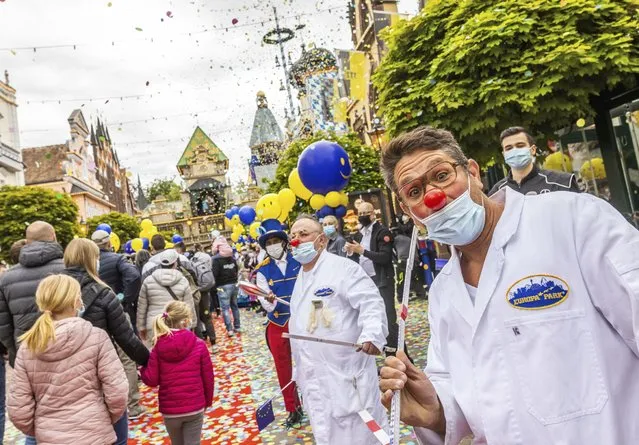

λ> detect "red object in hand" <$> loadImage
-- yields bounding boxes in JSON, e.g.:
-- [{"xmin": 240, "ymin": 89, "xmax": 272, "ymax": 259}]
[
  {"xmin": 423, "ymin": 189, "xmax": 447, "ymax": 210},
  {"xmin": 289, "ymin": 239, "xmax": 301, "ymax": 247}
]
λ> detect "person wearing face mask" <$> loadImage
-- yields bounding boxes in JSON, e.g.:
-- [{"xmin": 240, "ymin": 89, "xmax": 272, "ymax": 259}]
[
  {"xmin": 345, "ymin": 202, "xmax": 399, "ymax": 354},
  {"xmin": 288, "ymin": 214, "xmax": 388, "ymax": 445},
  {"xmin": 488, "ymin": 126, "xmax": 580, "ymax": 196},
  {"xmin": 378, "ymin": 126, "xmax": 639, "ymax": 445},
  {"xmin": 321, "ymin": 215, "xmax": 348, "ymax": 258},
  {"xmin": 254, "ymin": 219, "xmax": 304, "ymax": 428}
]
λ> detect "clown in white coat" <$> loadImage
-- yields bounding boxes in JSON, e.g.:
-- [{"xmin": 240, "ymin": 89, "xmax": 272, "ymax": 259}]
[
  {"xmin": 288, "ymin": 216, "xmax": 389, "ymax": 445},
  {"xmin": 379, "ymin": 126, "xmax": 639, "ymax": 445}
]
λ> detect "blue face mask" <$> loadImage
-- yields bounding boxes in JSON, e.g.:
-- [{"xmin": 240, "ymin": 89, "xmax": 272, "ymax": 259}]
[
  {"xmin": 504, "ymin": 147, "xmax": 533, "ymax": 169},
  {"xmin": 323, "ymin": 225, "xmax": 336, "ymax": 237},
  {"xmin": 415, "ymin": 178, "xmax": 485, "ymax": 246},
  {"xmin": 292, "ymin": 235, "xmax": 321, "ymax": 264}
]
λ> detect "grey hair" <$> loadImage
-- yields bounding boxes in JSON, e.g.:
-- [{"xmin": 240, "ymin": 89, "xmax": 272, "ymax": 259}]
[
  {"xmin": 293, "ymin": 213, "xmax": 323, "ymax": 233},
  {"xmin": 380, "ymin": 126, "xmax": 469, "ymax": 193}
]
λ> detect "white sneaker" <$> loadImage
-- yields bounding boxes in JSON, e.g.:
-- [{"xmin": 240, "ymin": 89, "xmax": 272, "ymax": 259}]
[
  {"xmin": 227, "ymin": 331, "xmax": 235, "ymax": 337},
  {"xmin": 235, "ymin": 327, "xmax": 242, "ymax": 333}
]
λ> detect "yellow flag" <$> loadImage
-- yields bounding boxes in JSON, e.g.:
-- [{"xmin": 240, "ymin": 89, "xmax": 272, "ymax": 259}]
[{"xmin": 349, "ymin": 51, "xmax": 368, "ymax": 102}]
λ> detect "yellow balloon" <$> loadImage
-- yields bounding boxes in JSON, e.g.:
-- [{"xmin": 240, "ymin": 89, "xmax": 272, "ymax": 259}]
[
  {"xmin": 231, "ymin": 214, "xmax": 241, "ymax": 226},
  {"xmin": 140, "ymin": 218, "xmax": 153, "ymax": 229},
  {"xmin": 235, "ymin": 243, "xmax": 243, "ymax": 250},
  {"xmin": 131, "ymin": 238, "xmax": 143, "ymax": 252},
  {"xmin": 256, "ymin": 193, "xmax": 282, "ymax": 220},
  {"xmin": 278, "ymin": 209, "xmax": 289, "ymax": 223},
  {"xmin": 543, "ymin": 152, "xmax": 573, "ymax": 173},
  {"xmin": 149, "ymin": 226, "xmax": 158, "ymax": 235},
  {"xmin": 278, "ymin": 188, "xmax": 296, "ymax": 212},
  {"xmin": 165, "ymin": 242, "xmax": 174, "ymax": 249},
  {"xmin": 325, "ymin": 191, "xmax": 341, "ymax": 208},
  {"xmin": 231, "ymin": 232, "xmax": 240, "ymax": 242},
  {"xmin": 109, "ymin": 232, "xmax": 121, "ymax": 252},
  {"xmin": 249, "ymin": 221, "xmax": 262, "ymax": 238},
  {"xmin": 288, "ymin": 168, "xmax": 313, "ymax": 201},
  {"xmin": 309, "ymin": 194, "xmax": 325, "ymax": 210},
  {"xmin": 339, "ymin": 192, "xmax": 349, "ymax": 207},
  {"xmin": 580, "ymin": 157, "xmax": 606, "ymax": 180},
  {"xmin": 224, "ymin": 217, "xmax": 233, "ymax": 229}
]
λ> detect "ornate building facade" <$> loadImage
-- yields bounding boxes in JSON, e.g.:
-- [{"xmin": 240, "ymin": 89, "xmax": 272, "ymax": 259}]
[
  {"xmin": 23, "ymin": 110, "xmax": 116, "ymax": 221},
  {"xmin": 248, "ymin": 91, "xmax": 285, "ymax": 189},
  {"xmin": 0, "ymin": 70, "xmax": 24, "ymax": 186}
]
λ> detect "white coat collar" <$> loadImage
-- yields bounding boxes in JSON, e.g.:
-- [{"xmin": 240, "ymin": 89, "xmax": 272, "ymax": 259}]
[{"xmin": 437, "ymin": 188, "xmax": 525, "ymax": 331}]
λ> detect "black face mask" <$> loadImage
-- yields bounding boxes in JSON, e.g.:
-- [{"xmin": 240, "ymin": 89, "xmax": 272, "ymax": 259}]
[{"xmin": 358, "ymin": 215, "xmax": 372, "ymax": 227}]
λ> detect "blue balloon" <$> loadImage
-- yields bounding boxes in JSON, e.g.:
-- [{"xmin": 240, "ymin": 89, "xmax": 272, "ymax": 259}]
[
  {"xmin": 142, "ymin": 238, "xmax": 149, "ymax": 250},
  {"xmin": 319, "ymin": 205, "xmax": 335, "ymax": 217},
  {"xmin": 335, "ymin": 205, "xmax": 347, "ymax": 218},
  {"xmin": 172, "ymin": 234, "xmax": 183, "ymax": 243},
  {"xmin": 96, "ymin": 223, "xmax": 112, "ymax": 234},
  {"xmin": 230, "ymin": 205, "xmax": 240, "ymax": 216},
  {"xmin": 298, "ymin": 140, "xmax": 351, "ymax": 195},
  {"xmin": 124, "ymin": 240, "xmax": 133, "ymax": 255},
  {"xmin": 238, "ymin": 205, "xmax": 256, "ymax": 225},
  {"xmin": 225, "ymin": 209, "xmax": 234, "ymax": 219}
]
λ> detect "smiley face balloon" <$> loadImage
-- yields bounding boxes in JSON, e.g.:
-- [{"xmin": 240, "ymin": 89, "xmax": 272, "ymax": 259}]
[{"xmin": 297, "ymin": 140, "xmax": 352, "ymax": 195}]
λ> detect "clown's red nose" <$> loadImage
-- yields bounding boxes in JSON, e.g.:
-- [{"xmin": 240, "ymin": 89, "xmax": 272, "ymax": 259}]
[
  {"xmin": 290, "ymin": 239, "xmax": 301, "ymax": 247},
  {"xmin": 423, "ymin": 189, "xmax": 447, "ymax": 210}
]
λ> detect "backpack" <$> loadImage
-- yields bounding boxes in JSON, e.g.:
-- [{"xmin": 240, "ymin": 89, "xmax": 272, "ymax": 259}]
[
  {"xmin": 176, "ymin": 263, "xmax": 201, "ymax": 306},
  {"xmin": 191, "ymin": 256, "xmax": 215, "ymax": 292}
]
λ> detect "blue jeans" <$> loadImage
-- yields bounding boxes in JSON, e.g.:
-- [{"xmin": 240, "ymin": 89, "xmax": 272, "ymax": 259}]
[
  {"xmin": 113, "ymin": 412, "xmax": 128, "ymax": 445},
  {"xmin": 24, "ymin": 436, "xmax": 36, "ymax": 445},
  {"xmin": 218, "ymin": 283, "xmax": 241, "ymax": 332}
]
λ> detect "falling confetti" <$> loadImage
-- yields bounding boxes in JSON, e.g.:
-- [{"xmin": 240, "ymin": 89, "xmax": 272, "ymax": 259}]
[
  {"xmin": 232, "ymin": 18, "xmax": 239, "ymax": 25},
  {"xmin": 135, "ymin": 27, "xmax": 143, "ymax": 31},
  {"xmin": 145, "ymin": 81, "xmax": 150, "ymax": 86},
  {"xmin": 107, "ymin": 1, "xmax": 111, "ymax": 6},
  {"xmin": 166, "ymin": 11, "xmax": 173, "ymax": 18}
]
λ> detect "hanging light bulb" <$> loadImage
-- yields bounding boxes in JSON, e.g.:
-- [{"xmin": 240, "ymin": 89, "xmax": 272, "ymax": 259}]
[
  {"xmin": 275, "ymin": 56, "xmax": 281, "ymax": 67},
  {"xmin": 279, "ymin": 79, "xmax": 285, "ymax": 91}
]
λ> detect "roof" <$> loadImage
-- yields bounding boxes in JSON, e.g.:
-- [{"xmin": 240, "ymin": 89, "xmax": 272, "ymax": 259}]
[
  {"xmin": 289, "ymin": 45, "xmax": 337, "ymax": 89},
  {"xmin": 249, "ymin": 93, "xmax": 284, "ymax": 148},
  {"xmin": 177, "ymin": 127, "xmax": 228, "ymax": 168},
  {"xmin": 188, "ymin": 177, "xmax": 226, "ymax": 191},
  {"xmin": 22, "ymin": 144, "xmax": 67, "ymax": 184}
]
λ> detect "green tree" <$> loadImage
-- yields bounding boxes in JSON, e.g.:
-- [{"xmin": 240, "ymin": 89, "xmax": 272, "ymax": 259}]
[
  {"xmin": 373, "ymin": 0, "xmax": 639, "ymax": 163},
  {"xmin": 87, "ymin": 212, "xmax": 141, "ymax": 243},
  {"xmin": 0, "ymin": 186, "xmax": 79, "ymax": 263},
  {"xmin": 267, "ymin": 132, "xmax": 386, "ymax": 218},
  {"xmin": 146, "ymin": 178, "xmax": 183, "ymax": 202}
]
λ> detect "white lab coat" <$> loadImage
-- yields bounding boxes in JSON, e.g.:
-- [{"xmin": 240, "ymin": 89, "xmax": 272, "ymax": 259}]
[
  {"xmin": 416, "ymin": 187, "xmax": 639, "ymax": 445},
  {"xmin": 290, "ymin": 251, "xmax": 389, "ymax": 445}
]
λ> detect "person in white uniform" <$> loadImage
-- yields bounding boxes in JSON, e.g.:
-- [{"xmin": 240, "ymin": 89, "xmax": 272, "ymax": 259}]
[
  {"xmin": 288, "ymin": 215, "xmax": 389, "ymax": 445},
  {"xmin": 378, "ymin": 126, "xmax": 639, "ymax": 445}
]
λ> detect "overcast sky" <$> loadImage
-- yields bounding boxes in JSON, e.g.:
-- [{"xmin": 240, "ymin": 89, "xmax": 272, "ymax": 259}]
[{"xmin": 0, "ymin": 0, "xmax": 418, "ymax": 188}]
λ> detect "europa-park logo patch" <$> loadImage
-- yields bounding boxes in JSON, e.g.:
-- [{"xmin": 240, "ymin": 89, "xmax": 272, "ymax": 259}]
[{"xmin": 506, "ymin": 274, "xmax": 569, "ymax": 310}]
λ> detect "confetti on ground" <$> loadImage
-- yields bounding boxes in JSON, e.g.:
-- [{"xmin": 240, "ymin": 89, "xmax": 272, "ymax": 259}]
[{"xmin": 3, "ymin": 299, "xmax": 431, "ymax": 444}]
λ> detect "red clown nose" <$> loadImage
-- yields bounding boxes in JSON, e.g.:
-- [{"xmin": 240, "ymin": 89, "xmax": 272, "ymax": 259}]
[
  {"xmin": 290, "ymin": 239, "xmax": 301, "ymax": 247},
  {"xmin": 423, "ymin": 189, "xmax": 447, "ymax": 211}
]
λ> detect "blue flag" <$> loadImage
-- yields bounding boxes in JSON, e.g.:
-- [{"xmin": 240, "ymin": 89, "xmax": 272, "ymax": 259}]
[{"xmin": 256, "ymin": 399, "xmax": 275, "ymax": 431}]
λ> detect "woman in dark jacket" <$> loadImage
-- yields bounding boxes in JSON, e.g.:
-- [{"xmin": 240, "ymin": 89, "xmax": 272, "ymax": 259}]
[{"xmin": 63, "ymin": 238, "xmax": 149, "ymax": 445}]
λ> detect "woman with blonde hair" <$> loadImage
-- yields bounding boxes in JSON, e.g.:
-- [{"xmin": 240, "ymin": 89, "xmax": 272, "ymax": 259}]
[
  {"xmin": 63, "ymin": 238, "xmax": 149, "ymax": 444},
  {"xmin": 8, "ymin": 274, "xmax": 128, "ymax": 444},
  {"xmin": 141, "ymin": 300, "xmax": 214, "ymax": 445}
]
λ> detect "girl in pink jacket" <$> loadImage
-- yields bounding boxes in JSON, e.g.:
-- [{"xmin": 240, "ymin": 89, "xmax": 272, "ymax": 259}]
[
  {"xmin": 141, "ymin": 300, "xmax": 214, "ymax": 445},
  {"xmin": 8, "ymin": 274, "xmax": 128, "ymax": 445}
]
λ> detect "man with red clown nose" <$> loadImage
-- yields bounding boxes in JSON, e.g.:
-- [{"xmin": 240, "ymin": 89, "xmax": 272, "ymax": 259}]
[{"xmin": 255, "ymin": 218, "xmax": 304, "ymax": 428}]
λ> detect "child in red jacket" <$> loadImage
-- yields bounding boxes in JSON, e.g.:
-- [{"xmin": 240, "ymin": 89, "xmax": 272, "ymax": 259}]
[{"xmin": 141, "ymin": 301, "xmax": 214, "ymax": 445}]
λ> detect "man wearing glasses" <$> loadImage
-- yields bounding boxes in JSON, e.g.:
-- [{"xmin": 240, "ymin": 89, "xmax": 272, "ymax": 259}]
[
  {"xmin": 378, "ymin": 126, "xmax": 639, "ymax": 444},
  {"xmin": 288, "ymin": 215, "xmax": 388, "ymax": 445}
]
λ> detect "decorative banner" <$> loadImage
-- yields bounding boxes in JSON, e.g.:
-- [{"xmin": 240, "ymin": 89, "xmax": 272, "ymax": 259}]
[{"xmin": 336, "ymin": 50, "xmax": 369, "ymax": 103}]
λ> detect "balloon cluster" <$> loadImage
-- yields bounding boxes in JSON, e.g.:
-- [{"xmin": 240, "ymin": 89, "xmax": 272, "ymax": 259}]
[
  {"xmin": 255, "ymin": 188, "xmax": 296, "ymax": 224},
  {"xmin": 288, "ymin": 140, "xmax": 351, "ymax": 218},
  {"xmin": 127, "ymin": 218, "xmax": 174, "ymax": 253},
  {"xmin": 96, "ymin": 223, "xmax": 121, "ymax": 252},
  {"xmin": 224, "ymin": 205, "xmax": 260, "ymax": 245}
]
